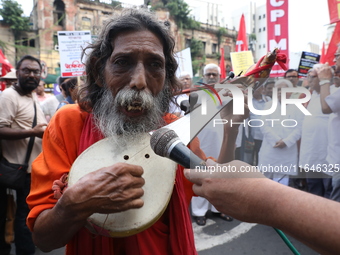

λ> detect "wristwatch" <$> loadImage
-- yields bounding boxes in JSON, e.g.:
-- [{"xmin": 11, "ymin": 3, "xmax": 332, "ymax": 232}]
[{"xmin": 319, "ymin": 79, "xmax": 331, "ymax": 86}]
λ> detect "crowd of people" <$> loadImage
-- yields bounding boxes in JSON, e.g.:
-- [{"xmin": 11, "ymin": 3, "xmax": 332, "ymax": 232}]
[{"xmin": 0, "ymin": 7, "xmax": 339, "ymax": 255}]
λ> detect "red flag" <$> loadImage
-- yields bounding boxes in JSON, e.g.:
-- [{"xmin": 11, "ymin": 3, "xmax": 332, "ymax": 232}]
[
  {"xmin": 328, "ymin": 0, "xmax": 340, "ymax": 24},
  {"xmin": 320, "ymin": 42, "xmax": 326, "ymax": 64},
  {"xmin": 324, "ymin": 21, "xmax": 340, "ymax": 65},
  {"xmin": 236, "ymin": 14, "xmax": 248, "ymax": 52},
  {"xmin": 0, "ymin": 49, "xmax": 13, "ymax": 76},
  {"xmin": 219, "ymin": 48, "xmax": 226, "ymax": 79}
]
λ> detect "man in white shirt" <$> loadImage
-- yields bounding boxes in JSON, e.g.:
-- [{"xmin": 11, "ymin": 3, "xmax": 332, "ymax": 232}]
[
  {"xmin": 318, "ymin": 49, "xmax": 340, "ymax": 202},
  {"xmin": 191, "ymin": 63, "xmax": 233, "ymax": 225},
  {"xmin": 299, "ymin": 67, "xmax": 332, "ymax": 197}
]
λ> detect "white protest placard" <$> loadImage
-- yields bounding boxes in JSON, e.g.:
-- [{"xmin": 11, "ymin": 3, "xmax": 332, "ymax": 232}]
[
  {"xmin": 175, "ymin": 47, "xmax": 193, "ymax": 78},
  {"xmin": 58, "ymin": 31, "xmax": 91, "ymax": 77}
]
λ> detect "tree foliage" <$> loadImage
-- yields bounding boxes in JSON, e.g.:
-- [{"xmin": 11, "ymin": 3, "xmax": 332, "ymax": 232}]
[
  {"xmin": 190, "ymin": 38, "xmax": 204, "ymax": 75},
  {"xmin": 0, "ymin": 0, "xmax": 29, "ymax": 39},
  {"xmin": 216, "ymin": 27, "xmax": 227, "ymax": 49},
  {"xmin": 159, "ymin": 0, "xmax": 199, "ymax": 30},
  {"xmin": 190, "ymin": 38, "xmax": 203, "ymax": 59}
]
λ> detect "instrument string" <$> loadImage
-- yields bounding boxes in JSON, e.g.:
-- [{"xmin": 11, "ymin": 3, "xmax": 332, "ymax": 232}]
[{"xmin": 99, "ymin": 214, "xmax": 110, "ymax": 236}]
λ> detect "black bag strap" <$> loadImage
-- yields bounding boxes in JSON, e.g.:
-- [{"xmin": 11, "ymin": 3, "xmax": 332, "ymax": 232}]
[{"xmin": 24, "ymin": 101, "xmax": 37, "ymax": 165}]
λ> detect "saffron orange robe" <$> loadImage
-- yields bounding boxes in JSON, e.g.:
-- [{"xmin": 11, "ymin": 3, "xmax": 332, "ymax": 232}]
[{"xmin": 27, "ymin": 104, "xmax": 205, "ymax": 255}]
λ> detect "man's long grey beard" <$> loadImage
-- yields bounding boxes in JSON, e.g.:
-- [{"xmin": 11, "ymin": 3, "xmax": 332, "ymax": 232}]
[{"xmin": 92, "ymin": 86, "xmax": 171, "ymax": 145}]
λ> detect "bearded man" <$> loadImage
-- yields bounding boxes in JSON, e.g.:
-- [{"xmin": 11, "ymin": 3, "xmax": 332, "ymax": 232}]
[
  {"xmin": 0, "ymin": 55, "xmax": 47, "ymax": 255},
  {"xmin": 26, "ymin": 9, "xmax": 241, "ymax": 255}
]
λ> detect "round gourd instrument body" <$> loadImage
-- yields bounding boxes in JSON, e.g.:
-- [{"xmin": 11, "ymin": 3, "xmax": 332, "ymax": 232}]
[{"xmin": 68, "ymin": 133, "xmax": 177, "ymax": 237}]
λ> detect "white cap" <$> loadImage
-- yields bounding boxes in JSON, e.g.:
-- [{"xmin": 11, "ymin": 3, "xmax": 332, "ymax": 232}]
[{"xmin": 0, "ymin": 70, "xmax": 17, "ymax": 80}]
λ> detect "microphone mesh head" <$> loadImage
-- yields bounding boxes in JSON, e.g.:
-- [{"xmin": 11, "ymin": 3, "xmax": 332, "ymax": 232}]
[{"xmin": 150, "ymin": 128, "xmax": 179, "ymax": 157}]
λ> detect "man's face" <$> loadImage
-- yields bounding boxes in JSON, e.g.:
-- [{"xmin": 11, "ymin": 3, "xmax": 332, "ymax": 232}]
[
  {"xmin": 104, "ymin": 30, "xmax": 165, "ymax": 100},
  {"xmin": 334, "ymin": 65, "xmax": 340, "ymax": 87},
  {"xmin": 179, "ymin": 74, "xmax": 192, "ymax": 89},
  {"xmin": 285, "ymin": 71, "xmax": 299, "ymax": 87},
  {"xmin": 307, "ymin": 69, "xmax": 319, "ymax": 91},
  {"xmin": 203, "ymin": 67, "xmax": 220, "ymax": 84},
  {"xmin": 94, "ymin": 30, "xmax": 170, "ymax": 138},
  {"xmin": 35, "ymin": 80, "xmax": 45, "ymax": 95},
  {"xmin": 17, "ymin": 60, "xmax": 41, "ymax": 94},
  {"xmin": 264, "ymin": 82, "xmax": 274, "ymax": 97}
]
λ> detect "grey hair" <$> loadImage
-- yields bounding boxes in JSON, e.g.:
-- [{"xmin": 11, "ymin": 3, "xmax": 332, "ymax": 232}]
[{"xmin": 203, "ymin": 63, "xmax": 221, "ymax": 75}]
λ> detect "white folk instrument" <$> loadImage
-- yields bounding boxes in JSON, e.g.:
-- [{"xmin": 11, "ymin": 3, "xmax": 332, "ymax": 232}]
[
  {"xmin": 68, "ymin": 134, "xmax": 176, "ymax": 237},
  {"xmin": 68, "ymin": 89, "xmax": 232, "ymax": 237}
]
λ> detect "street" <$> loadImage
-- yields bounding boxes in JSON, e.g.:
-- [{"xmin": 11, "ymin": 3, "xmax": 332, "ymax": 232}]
[{"xmin": 11, "ymin": 210, "xmax": 318, "ymax": 255}]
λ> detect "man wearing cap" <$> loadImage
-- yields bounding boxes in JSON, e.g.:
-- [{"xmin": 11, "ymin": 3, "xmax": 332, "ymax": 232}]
[{"xmin": 0, "ymin": 70, "xmax": 17, "ymax": 91}]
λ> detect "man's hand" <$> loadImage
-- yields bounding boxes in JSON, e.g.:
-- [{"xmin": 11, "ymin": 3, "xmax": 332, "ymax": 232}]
[
  {"xmin": 184, "ymin": 159, "xmax": 266, "ymax": 223},
  {"xmin": 316, "ymin": 63, "xmax": 333, "ymax": 80},
  {"xmin": 32, "ymin": 123, "xmax": 47, "ymax": 138},
  {"xmin": 62, "ymin": 162, "xmax": 145, "ymax": 219},
  {"xmin": 273, "ymin": 139, "xmax": 286, "ymax": 148}
]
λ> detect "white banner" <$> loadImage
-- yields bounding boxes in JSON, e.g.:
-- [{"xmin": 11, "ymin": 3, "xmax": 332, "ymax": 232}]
[
  {"xmin": 58, "ymin": 31, "xmax": 91, "ymax": 77},
  {"xmin": 175, "ymin": 47, "xmax": 193, "ymax": 78}
]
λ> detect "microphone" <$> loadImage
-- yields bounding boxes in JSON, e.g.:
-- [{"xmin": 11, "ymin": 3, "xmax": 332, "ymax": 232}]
[
  {"xmin": 220, "ymin": 71, "xmax": 235, "ymax": 83},
  {"xmin": 227, "ymin": 71, "xmax": 235, "ymax": 80},
  {"xmin": 150, "ymin": 128, "xmax": 206, "ymax": 169}
]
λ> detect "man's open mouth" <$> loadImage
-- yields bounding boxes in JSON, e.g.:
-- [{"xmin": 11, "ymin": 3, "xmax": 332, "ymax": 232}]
[
  {"xmin": 121, "ymin": 101, "xmax": 146, "ymax": 117},
  {"xmin": 127, "ymin": 105, "xmax": 143, "ymax": 111}
]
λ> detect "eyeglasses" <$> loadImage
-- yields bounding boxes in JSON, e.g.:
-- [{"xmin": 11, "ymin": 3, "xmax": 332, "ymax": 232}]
[
  {"xmin": 20, "ymin": 68, "xmax": 41, "ymax": 76},
  {"xmin": 286, "ymin": 75, "xmax": 298, "ymax": 79},
  {"xmin": 204, "ymin": 73, "xmax": 218, "ymax": 77},
  {"xmin": 334, "ymin": 54, "xmax": 340, "ymax": 60}
]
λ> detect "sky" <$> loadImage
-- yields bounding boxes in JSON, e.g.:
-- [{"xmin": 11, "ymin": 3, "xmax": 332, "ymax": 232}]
[{"xmin": 16, "ymin": 0, "xmax": 331, "ymax": 53}]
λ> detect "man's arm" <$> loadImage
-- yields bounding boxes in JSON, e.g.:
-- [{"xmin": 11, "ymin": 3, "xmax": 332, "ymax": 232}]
[
  {"xmin": 32, "ymin": 163, "xmax": 145, "ymax": 252},
  {"xmin": 217, "ymin": 96, "xmax": 249, "ymax": 163},
  {"xmin": 317, "ymin": 63, "xmax": 334, "ymax": 114},
  {"xmin": 0, "ymin": 124, "xmax": 46, "ymax": 139},
  {"xmin": 185, "ymin": 160, "xmax": 340, "ymax": 255}
]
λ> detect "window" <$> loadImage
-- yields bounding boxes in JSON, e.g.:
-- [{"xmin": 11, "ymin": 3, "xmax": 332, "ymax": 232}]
[
  {"xmin": 263, "ymin": 27, "xmax": 266, "ymax": 31},
  {"xmin": 212, "ymin": 43, "xmax": 217, "ymax": 54},
  {"xmin": 53, "ymin": 0, "xmax": 65, "ymax": 27},
  {"xmin": 81, "ymin": 17, "xmax": 91, "ymax": 30},
  {"xmin": 259, "ymin": 45, "xmax": 262, "ymax": 49},
  {"xmin": 185, "ymin": 39, "xmax": 191, "ymax": 48},
  {"xmin": 259, "ymin": 28, "xmax": 261, "ymax": 32},
  {"xmin": 259, "ymin": 15, "xmax": 261, "ymax": 20},
  {"xmin": 224, "ymin": 45, "xmax": 231, "ymax": 56},
  {"xmin": 29, "ymin": 39, "xmax": 35, "ymax": 47},
  {"xmin": 263, "ymin": 14, "xmax": 266, "ymax": 18}
]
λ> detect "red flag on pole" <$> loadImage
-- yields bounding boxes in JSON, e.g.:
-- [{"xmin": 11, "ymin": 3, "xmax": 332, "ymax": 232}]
[
  {"xmin": 0, "ymin": 49, "xmax": 13, "ymax": 76},
  {"xmin": 328, "ymin": 0, "xmax": 340, "ymax": 24},
  {"xmin": 320, "ymin": 41, "xmax": 327, "ymax": 64},
  {"xmin": 324, "ymin": 22, "xmax": 340, "ymax": 65},
  {"xmin": 236, "ymin": 14, "xmax": 248, "ymax": 52},
  {"xmin": 219, "ymin": 48, "xmax": 226, "ymax": 79}
]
